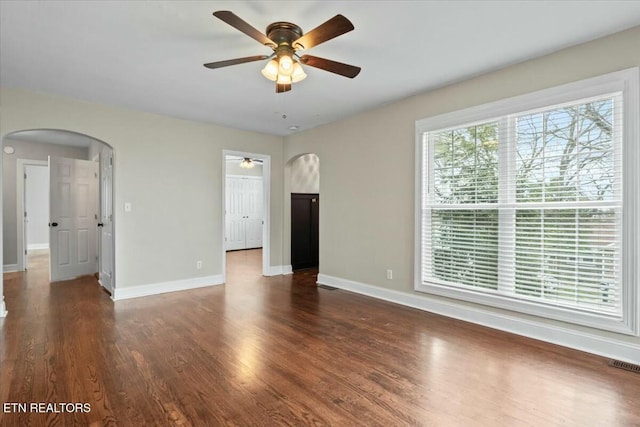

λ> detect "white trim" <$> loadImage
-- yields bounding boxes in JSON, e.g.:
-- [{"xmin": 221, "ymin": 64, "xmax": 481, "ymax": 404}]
[
  {"xmin": 415, "ymin": 67, "xmax": 640, "ymax": 335},
  {"xmin": 16, "ymin": 159, "xmax": 48, "ymax": 272},
  {"xmin": 0, "ymin": 300, "xmax": 6, "ymax": 317},
  {"xmin": 622, "ymin": 66, "xmax": 640, "ymax": 340},
  {"xmin": 3, "ymin": 264, "xmax": 18, "ymax": 273},
  {"xmin": 112, "ymin": 275, "xmax": 224, "ymax": 301},
  {"xmin": 265, "ymin": 265, "xmax": 293, "ymax": 276},
  {"xmin": 27, "ymin": 243, "xmax": 49, "ymax": 250},
  {"xmin": 222, "ymin": 150, "xmax": 272, "ymax": 281},
  {"xmin": 318, "ymin": 273, "xmax": 640, "ymax": 364}
]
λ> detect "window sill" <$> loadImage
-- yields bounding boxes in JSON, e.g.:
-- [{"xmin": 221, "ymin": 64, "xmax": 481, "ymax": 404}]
[{"xmin": 415, "ymin": 280, "xmax": 637, "ymax": 336}]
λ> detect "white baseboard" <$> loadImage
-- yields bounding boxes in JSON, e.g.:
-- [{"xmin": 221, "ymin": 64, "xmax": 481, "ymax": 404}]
[
  {"xmin": 317, "ymin": 273, "xmax": 640, "ymax": 364},
  {"xmin": 3, "ymin": 264, "xmax": 18, "ymax": 273},
  {"xmin": 112, "ymin": 274, "xmax": 224, "ymax": 301},
  {"xmin": 27, "ymin": 243, "xmax": 49, "ymax": 250},
  {"xmin": 265, "ymin": 265, "xmax": 293, "ymax": 276}
]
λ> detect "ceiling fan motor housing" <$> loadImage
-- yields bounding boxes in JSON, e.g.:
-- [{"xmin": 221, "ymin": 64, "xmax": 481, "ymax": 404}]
[{"xmin": 266, "ymin": 22, "xmax": 303, "ymax": 49}]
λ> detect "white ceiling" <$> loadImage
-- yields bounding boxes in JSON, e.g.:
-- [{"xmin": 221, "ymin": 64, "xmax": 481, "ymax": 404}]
[{"xmin": 1, "ymin": 1, "xmax": 639, "ymax": 136}]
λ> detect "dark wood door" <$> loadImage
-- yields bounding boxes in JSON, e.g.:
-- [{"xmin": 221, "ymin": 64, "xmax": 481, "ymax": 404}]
[{"xmin": 291, "ymin": 193, "xmax": 319, "ymax": 270}]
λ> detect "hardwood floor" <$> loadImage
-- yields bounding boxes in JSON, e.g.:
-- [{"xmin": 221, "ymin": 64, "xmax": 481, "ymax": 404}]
[{"xmin": 1, "ymin": 249, "xmax": 639, "ymax": 426}]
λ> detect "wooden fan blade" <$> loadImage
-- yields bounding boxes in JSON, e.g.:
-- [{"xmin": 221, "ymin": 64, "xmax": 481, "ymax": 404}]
[
  {"xmin": 204, "ymin": 55, "xmax": 269, "ymax": 69},
  {"xmin": 299, "ymin": 55, "xmax": 361, "ymax": 78},
  {"xmin": 276, "ymin": 83, "xmax": 292, "ymax": 93},
  {"xmin": 293, "ymin": 15, "xmax": 354, "ymax": 50},
  {"xmin": 213, "ymin": 11, "xmax": 276, "ymax": 47}
]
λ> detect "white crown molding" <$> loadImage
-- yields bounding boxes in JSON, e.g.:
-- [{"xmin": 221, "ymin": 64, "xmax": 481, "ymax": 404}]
[
  {"xmin": 112, "ymin": 275, "xmax": 224, "ymax": 301},
  {"xmin": 317, "ymin": 273, "xmax": 640, "ymax": 364}
]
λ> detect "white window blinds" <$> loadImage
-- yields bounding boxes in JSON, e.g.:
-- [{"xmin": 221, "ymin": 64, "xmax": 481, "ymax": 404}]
[{"xmin": 421, "ymin": 93, "xmax": 623, "ymax": 318}]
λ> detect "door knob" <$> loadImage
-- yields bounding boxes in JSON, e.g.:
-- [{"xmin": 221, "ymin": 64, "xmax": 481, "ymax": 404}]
[
  {"xmin": 49, "ymin": 222, "xmax": 58, "ymax": 227},
  {"xmin": 98, "ymin": 223, "xmax": 104, "ymax": 227}
]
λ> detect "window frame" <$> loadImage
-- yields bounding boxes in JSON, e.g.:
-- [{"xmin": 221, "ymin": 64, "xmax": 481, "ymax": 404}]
[{"xmin": 414, "ymin": 68, "xmax": 640, "ymax": 335}]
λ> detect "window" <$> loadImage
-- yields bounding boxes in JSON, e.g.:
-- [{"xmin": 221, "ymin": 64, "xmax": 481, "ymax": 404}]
[{"xmin": 415, "ymin": 68, "xmax": 639, "ymax": 335}]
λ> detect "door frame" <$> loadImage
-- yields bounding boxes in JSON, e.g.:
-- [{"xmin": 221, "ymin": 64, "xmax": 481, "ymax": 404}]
[
  {"xmin": 16, "ymin": 159, "xmax": 48, "ymax": 271},
  {"xmin": 221, "ymin": 149, "xmax": 271, "ymax": 280}
]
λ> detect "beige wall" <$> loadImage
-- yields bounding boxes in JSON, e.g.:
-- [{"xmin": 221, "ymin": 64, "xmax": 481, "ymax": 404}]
[
  {"xmin": 291, "ymin": 153, "xmax": 319, "ymax": 194},
  {"xmin": 2, "ymin": 138, "xmax": 89, "ymax": 265},
  {"xmin": 284, "ymin": 27, "xmax": 640, "ymax": 349},
  {"xmin": 0, "ymin": 88, "xmax": 284, "ymax": 289}
]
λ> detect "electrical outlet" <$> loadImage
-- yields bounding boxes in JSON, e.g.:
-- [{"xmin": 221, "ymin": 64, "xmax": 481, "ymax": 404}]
[
  {"xmin": 196, "ymin": 260, "xmax": 202, "ymax": 269},
  {"xmin": 386, "ymin": 269, "xmax": 393, "ymax": 280}
]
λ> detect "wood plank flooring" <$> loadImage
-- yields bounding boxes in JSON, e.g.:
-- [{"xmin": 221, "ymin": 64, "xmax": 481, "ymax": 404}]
[{"xmin": 1, "ymin": 249, "xmax": 639, "ymax": 426}]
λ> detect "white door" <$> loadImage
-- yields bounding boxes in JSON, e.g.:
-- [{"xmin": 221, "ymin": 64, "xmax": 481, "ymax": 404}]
[
  {"xmin": 225, "ymin": 176, "xmax": 263, "ymax": 251},
  {"xmin": 244, "ymin": 177, "xmax": 263, "ymax": 249},
  {"xmin": 98, "ymin": 148, "xmax": 114, "ymax": 293},
  {"xmin": 49, "ymin": 157, "xmax": 98, "ymax": 282},
  {"xmin": 225, "ymin": 177, "xmax": 247, "ymax": 251}
]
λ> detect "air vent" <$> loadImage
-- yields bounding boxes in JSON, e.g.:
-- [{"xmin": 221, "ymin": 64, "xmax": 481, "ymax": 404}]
[
  {"xmin": 609, "ymin": 359, "xmax": 640, "ymax": 374},
  {"xmin": 318, "ymin": 284, "xmax": 338, "ymax": 291}
]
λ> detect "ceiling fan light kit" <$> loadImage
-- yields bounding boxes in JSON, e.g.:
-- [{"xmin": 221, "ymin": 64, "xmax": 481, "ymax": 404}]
[
  {"xmin": 240, "ymin": 157, "xmax": 255, "ymax": 169},
  {"xmin": 204, "ymin": 11, "xmax": 361, "ymax": 93}
]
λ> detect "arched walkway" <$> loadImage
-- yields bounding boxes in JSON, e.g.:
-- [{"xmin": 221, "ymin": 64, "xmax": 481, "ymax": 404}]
[{"xmin": 1, "ymin": 129, "xmax": 116, "ymax": 316}]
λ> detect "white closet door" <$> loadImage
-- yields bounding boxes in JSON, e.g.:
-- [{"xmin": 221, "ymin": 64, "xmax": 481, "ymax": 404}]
[
  {"xmin": 225, "ymin": 177, "xmax": 247, "ymax": 251},
  {"xmin": 244, "ymin": 177, "xmax": 263, "ymax": 249},
  {"xmin": 225, "ymin": 176, "xmax": 263, "ymax": 251}
]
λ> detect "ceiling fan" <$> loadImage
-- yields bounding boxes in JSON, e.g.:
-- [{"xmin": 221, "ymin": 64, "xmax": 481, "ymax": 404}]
[{"xmin": 204, "ymin": 11, "xmax": 361, "ymax": 93}]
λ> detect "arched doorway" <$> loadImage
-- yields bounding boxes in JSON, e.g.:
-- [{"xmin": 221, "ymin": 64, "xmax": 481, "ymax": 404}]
[
  {"xmin": 286, "ymin": 153, "xmax": 320, "ymax": 271},
  {"xmin": 1, "ymin": 129, "xmax": 116, "ymax": 316}
]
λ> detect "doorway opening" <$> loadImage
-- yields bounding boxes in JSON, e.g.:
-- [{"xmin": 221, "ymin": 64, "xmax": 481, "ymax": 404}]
[
  {"xmin": 288, "ymin": 153, "xmax": 320, "ymax": 271},
  {"xmin": 291, "ymin": 193, "xmax": 319, "ymax": 270},
  {"xmin": 221, "ymin": 150, "xmax": 271, "ymax": 282},
  {"xmin": 1, "ymin": 129, "xmax": 116, "ymax": 317},
  {"xmin": 19, "ymin": 160, "xmax": 48, "ymax": 271}
]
